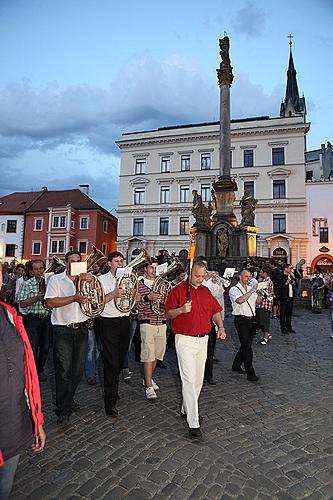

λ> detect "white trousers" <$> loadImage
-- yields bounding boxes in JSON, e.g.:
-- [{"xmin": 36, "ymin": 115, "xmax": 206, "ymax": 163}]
[{"xmin": 175, "ymin": 334, "xmax": 208, "ymax": 428}]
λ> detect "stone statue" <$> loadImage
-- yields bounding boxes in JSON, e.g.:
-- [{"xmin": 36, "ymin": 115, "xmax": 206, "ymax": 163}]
[
  {"xmin": 219, "ymin": 36, "xmax": 231, "ymax": 67},
  {"xmin": 217, "ymin": 35, "xmax": 234, "ymax": 87},
  {"xmin": 191, "ymin": 189, "xmax": 210, "ymax": 229},
  {"xmin": 217, "ymin": 227, "xmax": 229, "ymax": 257},
  {"xmin": 240, "ymin": 191, "xmax": 258, "ymax": 227}
]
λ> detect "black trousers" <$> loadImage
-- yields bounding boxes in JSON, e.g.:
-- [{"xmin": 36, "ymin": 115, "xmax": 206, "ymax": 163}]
[
  {"xmin": 204, "ymin": 324, "xmax": 216, "ymax": 381},
  {"xmin": 232, "ymin": 316, "xmax": 256, "ymax": 378},
  {"xmin": 97, "ymin": 316, "xmax": 130, "ymax": 411},
  {"xmin": 280, "ymin": 298, "xmax": 294, "ymax": 332},
  {"xmin": 53, "ymin": 323, "xmax": 88, "ymax": 416},
  {"xmin": 25, "ymin": 314, "xmax": 51, "ymax": 373}
]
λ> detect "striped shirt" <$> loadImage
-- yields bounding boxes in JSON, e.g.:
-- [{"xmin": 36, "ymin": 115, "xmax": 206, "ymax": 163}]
[
  {"xmin": 137, "ymin": 278, "xmax": 165, "ymax": 326},
  {"xmin": 19, "ymin": 277, "xmax": 49, "ymax": 317}
]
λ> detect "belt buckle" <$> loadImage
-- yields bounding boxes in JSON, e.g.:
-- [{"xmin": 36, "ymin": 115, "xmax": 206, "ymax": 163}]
[{"xmin": 72, "ymin": 323, "xmax": 79, "ymax": 329}]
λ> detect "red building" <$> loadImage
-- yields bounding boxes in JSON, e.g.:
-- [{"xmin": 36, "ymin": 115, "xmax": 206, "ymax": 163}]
[{"xmin": 21, "ymin": 187, "xmax": 117, "ymax": 263}]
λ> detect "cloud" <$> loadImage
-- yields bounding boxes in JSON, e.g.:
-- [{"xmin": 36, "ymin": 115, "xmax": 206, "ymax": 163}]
[{"xmin": 231, "ymin": 1, "xmax": 266, "ymax": 38}]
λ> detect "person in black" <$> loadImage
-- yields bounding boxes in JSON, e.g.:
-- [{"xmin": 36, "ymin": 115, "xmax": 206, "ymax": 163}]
[
  {"xmin": 274, "ymin": 264, "xmax": 296, "ymax": 334},
  {"xmin": 269, "ymin": 259, "xmax": 282, "ymax": 319}
]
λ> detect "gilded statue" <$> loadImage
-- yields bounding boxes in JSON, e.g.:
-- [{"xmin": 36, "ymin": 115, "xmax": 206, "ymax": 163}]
[{"xmin": 191, "ymin": 189, "xmax": 210, "ymax": 229}]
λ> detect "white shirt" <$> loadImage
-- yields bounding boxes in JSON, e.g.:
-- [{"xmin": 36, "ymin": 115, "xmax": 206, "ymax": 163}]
[
  {"xmin": 45, "ymin": 271, "xmax": 88, "ymax": 325},
  {"xmin": 229, "ymin": 282, "xmax": 257, "ymax": 317},
  {"xmin": 99, "ymin": 271, "xmax": 129, "ymax": 318},
  {"xmin": 203, "ymin": 276, "xmax": 225, "ymax": 320}
]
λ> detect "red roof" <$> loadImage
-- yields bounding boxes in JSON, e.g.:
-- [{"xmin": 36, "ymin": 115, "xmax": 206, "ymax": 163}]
[
  {"xmin": 0, "ymin": 189, "xmax": 116, "ymax": 220},
  {"xmin": 0, "ymin": 191, "xmax": 44, "ymax": 214}
]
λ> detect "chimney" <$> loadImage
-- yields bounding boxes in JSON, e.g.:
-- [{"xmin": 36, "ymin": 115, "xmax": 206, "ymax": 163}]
[{"xmin": 79, "ymin": 184, "xmax": 90, "ymax": 196}]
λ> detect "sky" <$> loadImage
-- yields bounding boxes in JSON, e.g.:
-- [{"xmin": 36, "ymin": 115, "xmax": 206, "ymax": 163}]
[{"xmin": 0, "ymin": 0, "xmax": 332, "ymax": 211}]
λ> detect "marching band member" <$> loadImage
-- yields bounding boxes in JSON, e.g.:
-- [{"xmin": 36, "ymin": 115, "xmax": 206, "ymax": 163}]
[
  {"xmin": 95, "ymin": 251, "xmax": 130, "ymax": 417},
  {"xmin": 136, "ymin": 258, "xmax": 167, "ymax": 400},
  {"xmin": 18, "ymin": 259, "xmax": 50, "ymax": 382},
  {"xmin": 45, "ymin": 251, "xmax": 90, "ymax": 425},
  {"xmin": 256, "ymin": 266, "xmax": 274, "ymax": 345},
  {"xmin": 165, "ymin": 260, "xmax": 226, "ymax": 440}
]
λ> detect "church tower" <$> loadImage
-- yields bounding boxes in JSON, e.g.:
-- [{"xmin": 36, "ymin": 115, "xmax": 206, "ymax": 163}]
[{"xmin": 280, "ymin": 35, "xmax": 306, "ymax": 119}]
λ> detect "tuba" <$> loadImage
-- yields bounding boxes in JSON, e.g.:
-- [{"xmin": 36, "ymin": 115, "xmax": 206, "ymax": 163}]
[
  {"xmin": 114, "ymin": 249, "xmax": 151, "ymax": 314},
  {"xmin": 77, "ymin": 245, "xmax": 106, "ymax": 318},
  {"xmin": 151, "ymin": 258, "xmax": 183, "ymax": 316}
]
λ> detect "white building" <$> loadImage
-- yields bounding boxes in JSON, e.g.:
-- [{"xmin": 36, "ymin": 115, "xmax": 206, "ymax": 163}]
[{"xmin": 116, "ymin": 48, "xmax": 309, "ymax": 266}]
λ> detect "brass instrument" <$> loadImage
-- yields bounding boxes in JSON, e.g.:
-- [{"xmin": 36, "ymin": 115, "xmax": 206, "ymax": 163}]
[
  {"xmin": 114, "ymin": 249, "xmax": 151, "ymax": 314},
  {"xmin": 77, "ymin": 245, "xmax": 107, "ymax": 318},
  {"xmin": 151, "ymin": 258, "xmax": 183, "ymax": 316},
  {"xmin": 39, "ymin": 256, "xmax": 65, "ymax": 312}
]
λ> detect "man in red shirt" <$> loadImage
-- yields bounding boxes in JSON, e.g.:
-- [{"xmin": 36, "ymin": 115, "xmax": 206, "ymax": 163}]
[{"xmin": 165, "ymin": 260, "xmax": 226, "ymax": 440}]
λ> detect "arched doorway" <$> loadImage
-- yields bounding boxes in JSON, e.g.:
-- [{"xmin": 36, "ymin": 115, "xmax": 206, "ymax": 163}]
[
  {"xmin": 310, "ymin": 254, "xmax": 333, "ymax": 273},
  {"xmin": 272, "ymin": 247, "xmax": 288, "ymax": 264},
  {"xmin": 131, "ymin": 248, "xmax": 141, "ymax": 259}
]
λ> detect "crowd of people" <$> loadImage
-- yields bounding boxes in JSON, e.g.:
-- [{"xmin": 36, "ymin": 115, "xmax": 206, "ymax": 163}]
[{"xmin": 1, "ymin": 252, "xmax": 333, "ymax": 498}]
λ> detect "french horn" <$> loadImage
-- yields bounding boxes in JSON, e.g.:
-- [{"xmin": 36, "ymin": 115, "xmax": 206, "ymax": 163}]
[
  {"xmin": 77, "ymin": 245, "xmax": 106, "ymax": 318},
  {"xmin": 151, "ymin": 258, "xmax": 183, "ymax": 316},
  {"xmin": 114, "ymin": 249, "xmax": 151, "ymax": 314}
]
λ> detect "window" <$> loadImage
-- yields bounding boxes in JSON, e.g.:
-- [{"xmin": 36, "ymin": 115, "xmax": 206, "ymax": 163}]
[
  {"xmin": 71, "ymin": 221, "xmax": 75, "ymax": 229},
  {"xmin": 180, "ymin": 217, "xmax": 189, "ymax": 235},
  {"xmin": 312, "ymin": 218, "xmax": 327, "ymax": 236},
  {"xmin": 135, "ymin": 158, "xmax": 146, "ymax": 175},
  {"xmin": 80, "ymin": 217, "xmax": 89, "ymax": 229},
  {"xmin": 133, "ymin": 218, "xmax": 144, "ymax": 236},
  {"xmin": 320, "ymin": 227, "xmax": 329, "ymax": 243},
  {"xmin": 5, "ymin": 244, "xmax": 16, "ymax": 257},
  {"xmin": 102, "ymin": 243, "xmax": 107, "ymax": 255},
  {"xmin": 201, "ymin": 153, "xmax": 211, "ymax": 170},
  {"xmin": 60, "ymin": 216, "xmax": 66, "ymax": 228},
  {"xmin": 201, "ymin": 184, "xmax": 210, "ymax": 203},
  {"xmin": 160, "ymin": 186, "xmax": 170, "ymax": 204},
  {"xmin": 134, "ymin": 187, "xmax": 145, "ymax": 205},
  {"xmin": 1, "ymin": 223, "xmax": 5, "ymax": 232},
  {"xmin": 103, "ymin": 220, "xmax": 109, "ymax": 233},
  {"xmin": 272, "ymin": 147, "xmax": 285, "ymax": 166},
  {"xmin": 161, "ymin": 156, "xmax": 170, "ymax": 173},
  {"xmin": 160, "ymin": 218, "xmax": 169, "ymax": 236},
  {"xmin": 180, "ymin": 185, "xmax": 190, "ymax": 203},
  {"xmin": 52, "ymin": 216, "xmax": 59, "ymax": 228},
  {"xmin": 244, "ymin": 181, "xmax": 254, "ymax": 198},
  {"xmin": 273, "ymin": 214, "xmax": 286, "ymax": 234},
  {"xmin": 78, "ymin": 241, "xmax": 88, "ymax": 254},
  {"xmin": 306, "ymin": 170, "xmax": 313, "ymax": 181},
  {"xmin": 32, "ymin": 241, "xmax": 41, "ymax": 255},
  {"xmin": 273, "ymin": 180, "xmax": 286, "ymax": 199},
  {"xmin": 6, "ymin": 220, "xmax": 17, "ymax": 233},
  {"xmin": 181, "ymin": 155, "xmax": 191, "ymax": 172},
  {"xmin": 34, "ymin": 218, "xmax": 43, "ymax": 231},
  {"xmin": 243, "ymin": 149, "xmax": 254, "ymax": 167},
  {"xmin": 50, "ymin": 240, "xmax": 65, "ymax": 253}
]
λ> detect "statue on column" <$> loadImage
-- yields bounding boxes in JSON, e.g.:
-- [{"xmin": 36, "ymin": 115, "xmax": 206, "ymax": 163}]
[
  {"xmin": 240, "ymin": 191, "xmax": 258, "ymax": 227},
  {"xmin": 217, "ymin": 227, "xmax": 229, "ymax": 257},
  {"xmin": 191, "ymin": 190, "xmax": 210, "ymax": 229}
]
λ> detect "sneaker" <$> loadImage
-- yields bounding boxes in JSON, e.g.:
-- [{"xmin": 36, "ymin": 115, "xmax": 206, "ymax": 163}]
[
  {"xmin": 260, "ymin": 338, "xmax": 269, "ymax": 345},
  {"xmin": 145, "ymin": 386, "xmax": 157, "ymax": 400},
  {"xmin": 268, "ymin": 333, "xmax": 272, "ymax": 340},
  {"xmin": 142, "ymin": 379, "xmax": 159, "ymax": 390}
]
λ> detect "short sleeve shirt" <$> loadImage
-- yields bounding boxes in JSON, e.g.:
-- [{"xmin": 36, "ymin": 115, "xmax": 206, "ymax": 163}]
[{"xmin": 229, "ymin": 283, "xmax": 257, "ymax": 317}]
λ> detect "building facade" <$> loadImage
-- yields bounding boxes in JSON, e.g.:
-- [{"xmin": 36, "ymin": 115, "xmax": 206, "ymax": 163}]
[
  {"xmin": 116, "ymin": 48, "xmax": 310, "ymax": 266},
  {"xmin": 0, "ymin": 187, "xmax": 117, "ymax": 264}
]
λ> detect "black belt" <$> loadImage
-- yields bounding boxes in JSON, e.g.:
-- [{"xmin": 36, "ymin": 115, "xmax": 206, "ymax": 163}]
[
  {"xmin": 28, "ymin": 313, "xmax": 49, "ymax": 320},
  {"xmin": 176, "ymin": 333, "xmax": 208, "ymax": 338},
  {"xmin": 235, "ymin": 315, "xmax": 255, "ymax": 320},
  {"xmin": 63, "ymin": 321, "xmax": 89, "ymax": 329}
]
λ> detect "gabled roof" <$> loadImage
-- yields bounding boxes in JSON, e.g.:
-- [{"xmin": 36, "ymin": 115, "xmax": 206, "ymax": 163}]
[
  {"xmin": 27, "ymin": 189, "xmax": 116, "ymax": 220},
  {"xmin": 0, "ymin": 191, "xmax": 44, "ymax": 214}
]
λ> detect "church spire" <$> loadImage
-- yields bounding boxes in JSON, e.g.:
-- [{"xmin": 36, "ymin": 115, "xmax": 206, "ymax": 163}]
[{"xmin": 280, "ymin": 35, "xmax": 306, "ymax": 118}]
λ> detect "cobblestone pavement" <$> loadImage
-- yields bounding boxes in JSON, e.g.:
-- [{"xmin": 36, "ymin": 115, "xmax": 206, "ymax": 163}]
[{"xmin": 11, "ymin": 305, "xmax": 333, "ymax": 500}]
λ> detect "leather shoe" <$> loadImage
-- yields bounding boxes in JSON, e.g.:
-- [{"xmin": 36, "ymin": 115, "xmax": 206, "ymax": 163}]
[
  {"xmin": 106, "ymin": 407, "xmax": 118, "ymax": 417},
  {"xmin": 247, "ymin": 375, "xmax": 259, "ymax": 382},
  {"xmin": 287, "ymin": 329, "xmax": 296, "ymax": 333},
  {"xmin": 281, "ymin": 329, "xmax": 289, "ymax": 334},
  {"xmin": 205, "ymin": 378, "xmax": 217, "ymax": 385},
  {"xmin": 189, "ymin": 427, "xmax": 202, "ymax": 440},
  {"xmin": 232, "ymin": 367, "xmax": 244, "ymax": 374},
  {"xmin": 57, "ymin": 414, "xmax": 70, "ymax": 425}
]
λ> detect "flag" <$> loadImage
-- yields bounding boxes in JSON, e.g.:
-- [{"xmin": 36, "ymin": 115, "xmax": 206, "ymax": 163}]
[{"xmin": 188, "ymin": 232, "xmax": 196, "ymax": 260}]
